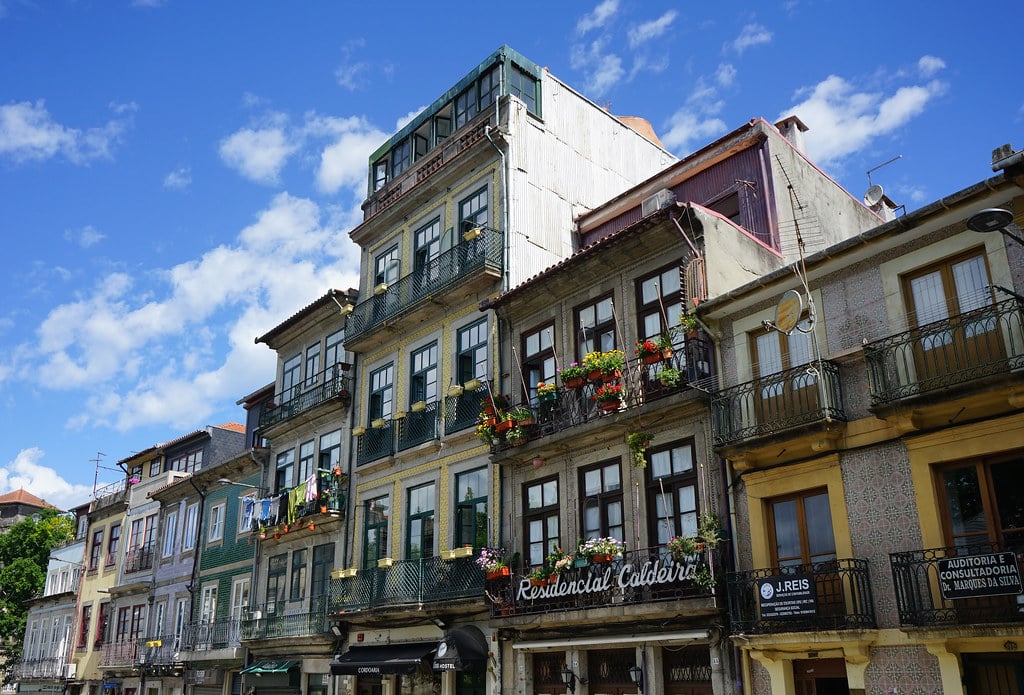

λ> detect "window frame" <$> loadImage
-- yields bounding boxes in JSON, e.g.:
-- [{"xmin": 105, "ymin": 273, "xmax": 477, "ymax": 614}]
[
  {"xmin": 575, "ymin": 294, "xmax": 617, "ymax": 359},
  {"xmin": 362, "ymin": 495, "xmax": 390, "ymax": 569},
  {"xmin": 289, "ymin": 548, "xmax": 307, "ymax": 602},
  {"xmin": 522, "ymin": 322, "xmax": 555, "ymax": 403},
  {"xmin": 405, "ymin": 482, "xmax": 436, "ymax": 561},
  {"xmin": 646, "ymin": 441, "xmax": 699, "ymax": 546},
  {"xmin": 182, "ymin": 503, "xmax": 199, "ymax": 551},
  {"xmin": 410, "ymin": 342, "xmax": 439, "ymax": 405},
  {"xmin": 207, "ymin": 502, "xmax": 225, "ymax": 543},
  {"xmin": 523, "ymin": 477, "xmax": 560, "ymax": 567},
  {"xmin": 162, "ymin": 511, "xmax": 178, "ymax": 558},
  {"xmin": 458, "ymin": 186, "xmax": 489, "ymax": 232},
  {"xmin": 767, "ymin": 487, "xmax": 837, "ymax": 569},
  {"xmin": 579, "ymin": 459, "xmax": 625, "ymax": 543},
  {"xmin": 455, "ymin": 467, "xmax": 489, "ymax": 549},
  {"xmin": 368, "ymin": 363, "xmax": 395, "ymax": 422},
  {"xmin": 456, "ymin": 319, "xmax": 488, "ymax": 384},
  {"xmin": 106, "ymin": 523, "xmax": 121, "ymax": 566}
]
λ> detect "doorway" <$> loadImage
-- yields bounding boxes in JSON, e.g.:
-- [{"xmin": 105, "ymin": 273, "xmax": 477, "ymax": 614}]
[
  {"xmin": 964, "ymin": 653, "xmax": 1024, "ymax": 695},
  {"xmin": 793, "ymin": 658, "xmax": 849, "ymax": 695}
]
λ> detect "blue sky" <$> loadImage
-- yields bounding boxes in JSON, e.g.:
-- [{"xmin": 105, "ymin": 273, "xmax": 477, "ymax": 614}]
[{"xmin": 1, "ymin": 0, "xmax": 1021, "ymax": 509}]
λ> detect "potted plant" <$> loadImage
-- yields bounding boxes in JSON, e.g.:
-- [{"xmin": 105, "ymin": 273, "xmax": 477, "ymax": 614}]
[
  {"xmin": 579, "ymin": 536, "xmax": 625, "ymax": 563},
  {"xmin": 582, "ymin": 350, "xmax": 604, "ymax": 380},
  {"xmin": 558, "ymin": 362, "xmax": 587, "ymax": 388},
  {"xmin": 509, "ymin": 405, "xmax": 535, "ymax": 426},
  {"xmin": 697, "ymin": 512, "xmax": 723, "ymax": 549},
  {"xmin": 476, "ymin": 418, "xmax": 497, "ymax": 445},
  {"xmin": 547, "ymin": 547, "xmax": 574, "ymax": 575},
  {"xmin": 593, "ymin": 383, "xmax": 624, "ymax": 411},
  {"xmin": 528, "ymin": 566, "xmax": 550, "ymax": 586},
  {"xmin": 627, "ymin": 431, "xmax": 653, "ymax": 468},
  {"xmin": 666, "ymin": 535, "xmax": 699, "ymax": 561},
  {"xmin": 506, "ymin": 425, "xmax": 528, "ymax": 446},
  {"xmin": 536, "ymin": 381, "xmax": 558, "ymax": 402},
  {"xmin": 679, "ymin": 314, "xmax": 699, "ymax": 338},
  {"xmin": 599, "ymin": 349, "xmax": 626, "ymax": 380},
  {"xmin": 476, "ymin": 547, "xmax": 510, "ymax": 579},
  {"xmin": 655, "ymin": 366, "xmax": 682, "ymax": 387},
  {"xmin": 635, "ymin": 338, "xmax": 664, "ymax": 365}
]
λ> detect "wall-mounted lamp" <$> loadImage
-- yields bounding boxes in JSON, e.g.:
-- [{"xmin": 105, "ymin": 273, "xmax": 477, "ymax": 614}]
[
  {"xmin": 338, "ymin": 303, "xmax": 354, "ymax": 317},
  {"xmin": 560, "ymin": 667, "xmax": 586, "ymax": 692},
  {"xmin": 330, "ymin": 623, "xmax": 345, "ymax": 637},
  {"xmin": 628, "ymin": 664, "xmax": 644, "ymax": 691},
  {"xmin": 968, "ymin": 208, "xmax": 1024, "ymax": 245}
]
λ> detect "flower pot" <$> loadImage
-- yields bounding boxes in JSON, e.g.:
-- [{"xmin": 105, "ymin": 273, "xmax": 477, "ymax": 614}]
[
  {"xmin": 483, "ymin": 404, "xmax": 496, "ymax": 416},
  {"xmin": 486, "ymin": 566, "xmax": 511, "ymax": 580},
  {"xmin": 539, "ymin": 391, "xmax": 558, "ymax": 402},
  {"xmin": 508, "ymin": 437, "xmax": 526, "ymax": 447},
  {"xmin": 564, "ymin": 377, "xmax": 586, "ymax": 389},
  {"xmin": 573, "ymin": 557, "xmax": 588, "ymax": 568},
  {"xmin": 516, "ymin": 417, "xmax": 536, "ymax": 427},
  {"xmin": 482, "ymin": 417, "xmax": 498, "ymax": 427},
  {"xmin": 602, "ymin": 369, "xmax": 622, "ymax": 383},
  {"xmin": 547, "ymin": 574, "xmax": 559, "ymax": 585},
  {"xmin": 642, "ymin": 353, "xmax": 662, "ymax": 365},
  {"xmin": 320, "ymin": 506, "xmax": 328, "ymax": 514},
  {"xmin": 274, "ymin": 532, "xmax": 281, "ymax": 540},
  {"xmin": 495, "ymin": 420, "xmax": 513, "ymax": 434},
  {"xmin": 452, "ymin": 546, "xmax": 474, "ymax": 558},
  {"xmin": 591, "ymin": 553, "xmax": 613, "ymax": 564},
  {"xmin": 259, "ymin": 533, "xmax": 267, "ymax": 540},
  {"xmin": 529, "ymin": 578, "xmax": 546, "ymax": 587},
  {"xmin": 588, "ymin": 369, "xmax": 603, "ymax": 382},
  {"xmin": 378, "ymin": 557, "xmax": 395, "ymax": 568},
  {"xmin": 598, "ymin": 399, "xmax": 621, "ymax": 412},
  {"xmin": 661, "ymin": 347, "xmax": 674, "ymax": 360}
]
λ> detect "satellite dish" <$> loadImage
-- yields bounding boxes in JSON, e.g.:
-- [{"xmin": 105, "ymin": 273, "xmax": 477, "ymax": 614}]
[
  {"xmin": 774, "ymin": 289, "xmax": 804, "ymax": 335},
  {"xmin": 863, "ymin": 184, "xmax": 884, "ymax": 207}
]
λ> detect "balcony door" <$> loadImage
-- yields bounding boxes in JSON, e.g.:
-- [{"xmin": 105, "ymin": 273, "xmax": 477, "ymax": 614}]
[
  {"xmin": 751, "ymin": 318, "xmax": 817, "ymax": 426},
  {"xmin": 938, "ymin": 453, "xmax": 1024, "ymax": 549},
  {"xmin": 903, "ymin": 250, "xmax": 1002, "ymax": 385},
  {"xmin": 229, "ymin": 578, "xmax": 248, "ymax": 646},
  {"xmin": 768, "ymin": 490, "xmax": 841, "ymax": 619}
]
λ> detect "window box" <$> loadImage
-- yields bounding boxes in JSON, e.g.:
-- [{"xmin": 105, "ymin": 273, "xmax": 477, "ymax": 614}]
[
  {"xmin": 352, "ymin": 426, "xmax": 366, "ymax": 437},
  {"xmin": 331, "ymin": 568, "xmax": 357, "ymax": 579},
  {"xmin": 377, "ymin": 557, "xmax": 395, "ymax": 569},
  {"xmin": 452, "ymin": 546, "xmax": 474, "ymax": 558},
  {"xmin": 371, "ymin": 418, "xmax": 387, "ymax": 429},
  {"xmin": 410, "ymin": 400, "xmax": 427, "ymax": 413}
]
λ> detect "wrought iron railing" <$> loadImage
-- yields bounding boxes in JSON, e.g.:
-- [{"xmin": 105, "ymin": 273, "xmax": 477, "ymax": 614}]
[
  {"xmin": 259, "ymin": 362, "xmax": 352, "ymax": 428},
  {"xmin": 182, "ymin": 619, "xmax": 242, "ymax": 651},
  {"xmin": 397, "ymin": 401, "xmax": 440, "ymax": 451},
  {"xmin": 100, "ymin": 640, "xmax": 138, "ymax": 668},
  {"xmin": 328, "ymin": 555, "xmax": 484, "ymax": 613},
  {"xmin": 123, "ymin": 543, "xmax": 156, "ymax": 574},
  {"xmin": 444, "ymin": 387, "xmax": 487, "ymax": 435},
  {"xmin": 889, "ymin": 541, "xmax": 1024, "ymax": 627},
  {"xmin": 488, "ymin": 338, "xmax": 714, "ymax": 453},
  {"xmin": 865, "ymin": 298, "xmax": 1024, "ymax": 406},
  {"xmin": 486, "ymin": 545, "xmax": 722, "ymax": 619},
  {"xmin": 9, "ymin": 658, "xmax": 65, "ymax": 680},
  {"xmin": 345, "ymin": 228, "xmax": 503, "ymax": 343},
  {"xmin": 240, "ymin": 597, "xmax": 330, "ymax": 641},
  {"xmin": 711, "ymin": 360, "xmax": 845, "ymax": 447},
  {"xmin": 136, "ymin": 633, "xmax": 182, "ymax": 665},
  {"xmin": 726, "ymin": 558, "xmax": 875, "ymax": 634},
  {"xmin": 355, "ymin": 422, "xmax": 395, "ymax": 466}
]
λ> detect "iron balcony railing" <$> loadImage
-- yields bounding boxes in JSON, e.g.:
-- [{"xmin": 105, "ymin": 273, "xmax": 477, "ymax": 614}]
[
  {"xmin": 444, "ymin": 387, "xmax": 487, "ymax": 435},
  {"xmin": 259, "ymin": 362, "xmax": 352, "ymax": 429},
  {"xmin": 123, "ymin": 543, "xmax": 156, "ymax": 574},
  {"xmin": 486, "ymin": 545, "xmax": 722, "ymax": 619},
  {"xmin": 397, "ymin": 401, "xmax": 441, "ymax": 451},
  {"xmin": 345, "ymin": 229, "xmax": 503, "ymax": 343},
  {"xmin": 889, "ymin": 541, "xmax": 1024, "ymax": 627},
  {"xmin": 865, "ymin": 297, "xmax": 1024, "ymax": 406},
  {"xmin": 355, "ymin": 421, "xmax": 395, "ymax": 466},
  {"xmin": 328, "ymin": 555, "xmax": 484, "ymax": 613},
  {"xmin": 9, "ymin": 657, "xmax": 65, "ymax": 680},
  {"xmin": 241, "ymin": 597, "xmax": 330, "ymax": 641},
  {"xmin": 182, "ymin": 619, "xmax": 242, "ymax": 651},
  {"xmin": 99, "ymin": 639, "xmax": 139, "ymax": 668},
  {"xmin": 711, "ymin": 359, "xmax": 845, "ymax": 448},
  {"xmin": 137, "ymin": 633, "xmax": 181, "ymax": 665},
  {"xmin": 488, "ymin": 337, "xmax": 714, "ymax": 453},
  {"xmin": 726, "ymin": 558, "xmax": 875, "ymax": 634}
]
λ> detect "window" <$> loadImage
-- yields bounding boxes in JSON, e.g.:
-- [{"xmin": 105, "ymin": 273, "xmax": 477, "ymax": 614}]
[
  {"xmin": 647, "ymin": 443, "xmax": 699, "ymax": 546},
  {"xmin": 95, "ymin": 602, "xmax": 109, "ymax": 646},
  {"xmin": 410, "ymin": 342, "xmax": 438, "ymax": 404},
  {"xmin": 708, "ymin": 191, "xmax": 741, "ymax": 226},
  {"xmin": 457, "ymin": 319, "xmax": 488, "ymax": 384},
  {"xmin": 199, "ymin": 585, "xmax": 217, "ymax": 623},
  {"xmin": 152, "ymin": 602, "xmax": 165, "ymax": 642},
  {"xmin": 298, "ymin": 440, "xmax": 315, "ymax": 484},
  {"xmin": 390, "ymin": 137, "xmax": 411, "ymax": 178},
  {"xmin": 637, "ymin": 264, "xmax": 684, "ymax": 345},
  {"xmin": 275, "ymin": 448, "xmax": 295, "ymax": 493},
  {"xmin": 368, "ymin": 364, "xmax": 394, "ymax": 421},
  {"xmin": 107, "ymin": 523, "xmax": 120, "ymax": 566},
  {"xmin": 173, "ymin": 599, "xmax": 186, "ymax": 650},
  {"xmin": 289, "ymin": 549, "xmax": 307, "ymax": 602},
  {"xmin": 128, "ymin": 514, "xmax": 156, "ymax": 555},
  {"xmin": 454, "ymin": 87, "xmax": 477, "ymax": 130},
  {"xmin": 938, "ymin": 453, "xmax": 1024, "ymax": 548},
  {"xmin": 524, "ymin": 478, "xmax": 560, "ymax": 567},
  {"xmin": 311, "ymin": 543, "xmax": 335, "ymax": 599},
  {"xmin": 750, "ymin": 316, "xmax": 816, "ymax": 421},
  {"xmin": 373, "ymin": 159, "xmax": 388, "ymax": 191},
  {"xmin": 455, "ymin": 468, "xmax": 488, "ymax": 548},
  {"xmin": 77, "ymin": 605, "xmax": 91, "ymax": 648},
  {"xmin": 162, "ymin": 511, "xmax": 178, "ymax": 558},
  {"xmin": 115, "ymin": 604, "xmax": 144, "ymax": 643},
  {"xmin": 508, "ymin": 64, "xmax": 538, "ymax": 114},
  {"xmin": 363, "ymin": 495, "xmax": 390, "ymax": 569},
  {"xmin": 230, "ymin": 578, "xmax": 250, "ymax": 635},
  {"xmin": 266, "ymin": 554, "xmax": 287, "ymax": 613},
  {"xmin": 149, "ymin": 458, "xmax": 161, "ymax": 477},
  {"xmin": 580, "ymin": 460, "xmax": 624, "ymax": 543},
  {"xmin": 406, "ymin": 483, "xmax": 435, "ymax": 560},
  {"xmin": 169, "ymin": 449, "xmax": 203, "ymax": 473},
  {"xmin": 89, "ymin": 530, "xmax": 103, "ymax": 571},
  {"xmin": 477, "ymin": 65, "xmax": 500, "ymax": 112},
  {"xmin": 208, "ymin": 503, "xmax": 225, "ymax": 543},
  {"xmin": 522, "ymin": 324, "xmax": 555, "ymax": 402},
  {"xmin": 414, "ymin": 217, "xmax": 442, "ymax": 273},
  {"xmin": 769, "ymin": 489, "xmax": 836, "ymax": 569},
  {"xmin": 319, "ymin": 429, "xmax": 342, "ymax": 473},
  {"xmin": 182, "ymin": 503, "xmax": 199, "ymax": 551},
  {"xmin": 576, "ymin": 295, "xmax": 616, "ymax": 358},
  {"xmin": 325, "ymin": 329, "xmax": 345, "ymax": 376},
  {"xmin": 305, "ymin": 342, "xmax": 321, "ymax": 387},
  {"xmin": 458, "ymin": 187, "xmax": 488, "ymax": 231},
  {"xmin": 374, "ymin": 246, "xmax": 400, "ymax": 287},
  {"xmin": 281, "ymin": 353, "xmax": 301, "ymax": 401}
]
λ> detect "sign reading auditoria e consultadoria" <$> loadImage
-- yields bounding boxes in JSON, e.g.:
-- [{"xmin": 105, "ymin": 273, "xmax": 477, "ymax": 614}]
[{"xmin": 937, "ymin": 551, "xmax": 1022, "ymax": 600}]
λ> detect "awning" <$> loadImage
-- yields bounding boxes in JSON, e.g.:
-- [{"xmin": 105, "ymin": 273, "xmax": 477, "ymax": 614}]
[
  {"xmin": 330, "ymin": 643, "xmax": 435, "ymax": 676},
  {"xmin": 432, "ymin": 626, "xmax": 488, "ymax": 673},
  {"xmin": 240, "ymin": 660, "xmax": 300, "ymax": 674}
]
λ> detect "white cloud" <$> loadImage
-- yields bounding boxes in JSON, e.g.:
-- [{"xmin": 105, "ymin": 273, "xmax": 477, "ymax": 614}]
[
  {"xmin": 917, "ymin": 55, "xmax": 945, "ymax": 78},
  {"xmin": 661, "ymin": 78, "xmax": 728, "ymax": 153},
  {"xmin": 570, "ymin": 40, "xmax": 624, "ymax": 99},
  {"xmin": 0, "ymin": 447, "xmax": 98, "ymax": 511},
  {"xmin": 577, "ymin": 0, "xmax": 619, "ymax": 34},
  {"xmin": 0, "ymin": 100, "xmax": 131, "ymax": 165},
  {"xmin": 219, "ymin": 126, "xmax": 298, "ymax": 184},
  {"xmin": 64, "ymin": 225, "xmax": 106, "ymax": 248},
  {"xmin": 335, "ymin": 38, "xmax": 369, "ymax": 91},
  {"xmin": 715, "ymin": 63, "xmax": 737, "ymax": 87},
  {"xmin": 163, "ymin": 166, "xmax": 192, "ymax": 189},
  {"xmin": 730, "ymin": 23, "xmax": 772, "ymax": 54},
  {"xmin": 627, "ymin": 10, "xmax": 677, "ymax": 49},
  {"xmin": 780, "ymin": 73, "xmax": 947, "ymax": 166},
  {"xmin": 317, "ymin": 125, "xmax": 389, "ymax": 194}
]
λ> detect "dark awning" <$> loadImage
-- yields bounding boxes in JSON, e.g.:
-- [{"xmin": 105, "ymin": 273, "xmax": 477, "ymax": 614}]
[
  {"xmin": 241, "ymin": 660, "xmax": 300, "ymax": 674},
  {"xmin": 330, "ymin": 643, "xmax": 435, "ymax": 676},
  {"xmin": 432, "ymin": 626, "xmax": 488, "ymax": 673}
]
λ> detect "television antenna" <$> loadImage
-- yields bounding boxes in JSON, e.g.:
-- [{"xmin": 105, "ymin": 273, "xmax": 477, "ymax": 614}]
[{"xmin": 863, "ymin": 155, "xmax": 901, "ymax": 206}]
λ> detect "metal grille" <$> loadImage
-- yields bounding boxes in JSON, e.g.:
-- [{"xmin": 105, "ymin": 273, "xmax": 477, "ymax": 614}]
[{"xmin": 397, "ymin": 402, "xmax": 440, "ymax": 450}]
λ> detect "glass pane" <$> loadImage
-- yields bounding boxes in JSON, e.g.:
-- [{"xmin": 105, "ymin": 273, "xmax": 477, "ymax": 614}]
[
  {"xmin": 952, "ymin": 255, "xmax": 990, "ymax": 313},
  {"xmin": 910, "ymin": 271, "xmax": 949, "ymax": 326},
  {"xmin": 527, "ymin": 485, "xmax": 541, "ymax": 510},
  {"xmin": 542, "ymin": 480, "xmax": 558, "ymax": 506},
  {"xmin": 804, "ymin": 493, "xmax": 836, "ymax": 560},
  {"xmin": 756, "ymin": 332, "xmax": 781, "ymax": 377},
  {"xmin": 597, "ymin": 298, "xmax": 613, "ymax": 323},
  {"xmin": 583, "ymin": 469, "xmax": 601, "ymax": 496},
  {"xmin": 671, "ymin": 445, "xmax": 694, "ymax": 475},
  {"xmin": 992, "ymin": 459, "xmax": 1024, "ymax": 538},
  {"xmin": 605, "ymin": 465, "xmax": 621, "ymax": 492},
  {"xmin": 772, "ymin": 499, "xmax": 800, "ymax": 563},
  {"xmin": 650, "ymin": 450, "xmax": 672, "ymax": 479},
  {"xmin": 641, "ymin": 276, "xmax": 659, "ymax": 304},
  {"xmin": 944, "ymin": 466, "xmax": 987, "ymax": 540}
]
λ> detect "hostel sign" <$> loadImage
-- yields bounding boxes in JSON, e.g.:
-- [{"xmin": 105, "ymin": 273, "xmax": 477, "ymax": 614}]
[{"xmin": 937, "ymin": 552, "xmax": 1022, "ymax": 600}]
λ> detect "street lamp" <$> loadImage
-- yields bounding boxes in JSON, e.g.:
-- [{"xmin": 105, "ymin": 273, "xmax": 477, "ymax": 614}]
[
  {"xmin": 967, "ymin": 208, "xmax": 1024, "ymax": 245},
  {"xmin": 628, "ymin": 664, "xmax": 644, "ymax": 692},
  {"xmin": 560, "ymin": 667, "xmax": 586, "ymax": 692}
]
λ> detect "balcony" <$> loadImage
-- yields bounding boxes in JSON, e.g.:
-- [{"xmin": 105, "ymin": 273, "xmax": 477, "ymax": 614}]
[
  {"xmin": 486, "ymin": 546, "xmax": 721, "ymax": 619},
  {"xmin": 344, "ymin": 229, "xmax": 503, "ymax": 350},
  {"xmin": 137, "ymin": 634, "xmax": 182, "ymax": 667},
  {"xmin": 182, "ymin": 619, "xmax": 242, "ymax": 652},
  {"xmin": 241, "ymin": 598, "xmax": 330, "ymax": 641},
  {"xmin": 355, "ymin": 421, "xmax": 395, "ymax": 467},
  {"xmin": 889, "ymin": 541, "xmax": 1024, "ymax": 628},
  {"xmin": 100, "ymin": 640, "xmax": 138, "ymax": 668},
  {"xmin": 328, "ymin": 555, "xmax": 484, "ymax": 613},
  {"xmin": 727, "ymin": 558, "xmax": 875, "ymax": 634},
  {"xmin": 397, "ymin": 401, "xmax": 440, "ymax": 451},
  {"xmin": 865, "ymin": 298, "xmax": 1024, "ymax": 409},
  {"xmin": 123, "ymin": 543, "xmax": 156, "ymax": 574},
  {"xmin": 444, "ymin": 387, "xmax": 487, "ymax": 435},
  {"xmin": 488, "ymin": 338, "xmax": 714, "ymax": 454},
  {"xmin": 259, "ymin": 362, "xmax": 352, "ymax": 430},
  {"xmin": 10, "ymin": 658, "xmax": 65, "ymax": 680}
]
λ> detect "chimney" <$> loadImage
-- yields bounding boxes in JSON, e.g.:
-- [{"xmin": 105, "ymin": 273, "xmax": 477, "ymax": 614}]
[{"xmin": 775, "ymin": 115, "xmax": 808, "ymax": 152}]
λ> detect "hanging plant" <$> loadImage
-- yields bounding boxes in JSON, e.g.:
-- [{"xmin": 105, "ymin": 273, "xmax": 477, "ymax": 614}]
[{"xmin": 626, "ymin": 431, "xmax": 653, "ymax": 468}]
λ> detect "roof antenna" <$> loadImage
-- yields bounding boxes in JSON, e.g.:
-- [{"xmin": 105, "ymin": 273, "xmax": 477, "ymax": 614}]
[{"xmin": 863, "ymin": 155, "xmax": 902, "ymax": 207}]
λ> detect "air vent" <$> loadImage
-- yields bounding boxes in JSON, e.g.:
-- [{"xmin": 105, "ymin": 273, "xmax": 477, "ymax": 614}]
[
  {"xmin": 62, "ymin": 663, "xmax": 77, "ymax": 679},
  {"xmin": 641, "ymin": 188, "xmax": 676, "ymax": 217}
]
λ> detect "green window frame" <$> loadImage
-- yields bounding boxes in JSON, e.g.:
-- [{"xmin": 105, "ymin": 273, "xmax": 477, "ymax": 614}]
[
  {"xmin": 266, "ymin": 554, "xmax": 287, "ymax": 614},
  {"xmin": 410, "ymin": 342, "xmax": 438, "ymax": 405},
  {"xmin": 368, "ymin": 363, "xmax": 394, "ymax": 422},
  {"xmin": 455, "ymin": 467, "xmax": 488, "ymax": 549},
  {"xmin": 311, "ymin": 543, "xmax": 335, "ymax": 599},
  {"xmin": 362, "ymin": 495, "xmax": 389, "ymax": 569},
  {"xmin": 406, "ymin": 482, "xmax": 436, "ymax": 560},
  {"xmin": 457, "ymin": 319, "xmax": 488, "ymax": 384},
  {"xmin": 289, "ymin": 548, "xmax": 307, "ymax": 602}
]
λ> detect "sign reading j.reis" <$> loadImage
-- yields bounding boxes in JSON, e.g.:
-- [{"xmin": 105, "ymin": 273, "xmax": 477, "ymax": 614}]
[
  {"xmin": 937, "ymin": 552, "xmax": 1022, "ymax": 600},
  {"xmin": 756, "ymin": 573, "xmax": 817, "ymax": 620}
]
